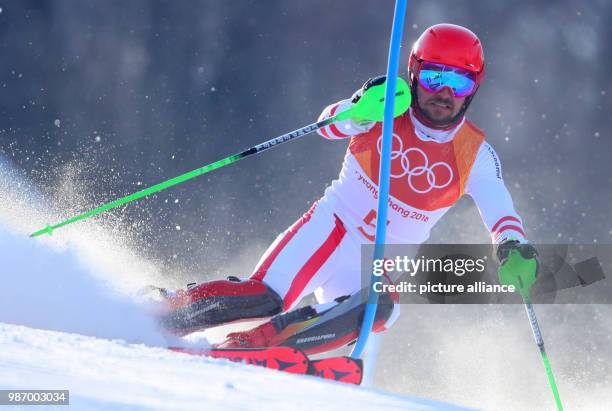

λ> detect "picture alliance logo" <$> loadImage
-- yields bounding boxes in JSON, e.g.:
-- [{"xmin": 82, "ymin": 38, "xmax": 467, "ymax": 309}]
[{"xmin": 377, "ymin": 133, "xmax": 454, "ymax": 194}]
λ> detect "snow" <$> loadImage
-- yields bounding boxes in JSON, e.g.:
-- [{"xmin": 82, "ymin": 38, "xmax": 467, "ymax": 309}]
[
  {"xmin": 0, "ymin": 323, "xmax": 471, "ymax": 411},
  {"xmin": 0, "ymin": 158, "xmax": 470, "ymax": 410},
  {"xmin": 0, "ymin": 222, "xmax": 469, "ymax": 410},
  {"xmin": 0, "ymin": 213, "xmax": 169, "ymax": 348}
]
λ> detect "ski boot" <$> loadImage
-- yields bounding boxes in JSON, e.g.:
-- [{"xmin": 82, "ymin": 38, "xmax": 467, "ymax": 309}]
[
  {"xmin": 155, "ymin": 276, "xmax": 283, "ymax": 335},
  {"xmin": 217, "ymin": 291, "xmax": 396, "ymax": 355}
]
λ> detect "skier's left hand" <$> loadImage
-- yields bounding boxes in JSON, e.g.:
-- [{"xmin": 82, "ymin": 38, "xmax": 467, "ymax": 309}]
[
  {"xmin": 497, "ymin": 240, "xmax": 538, "ymax": 300},
  {"xmin": 351, "ymin": 75, "xmax": 387, "ymax": 104},
  {"xmin": 342, "ymin": 75, "xmax": 387, "ymax": 131}
]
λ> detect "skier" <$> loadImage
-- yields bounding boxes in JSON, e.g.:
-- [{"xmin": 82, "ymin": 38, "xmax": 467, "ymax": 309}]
[{"xmin": 157, "ymin": 23, "xmax": 538, "ymax": 354}]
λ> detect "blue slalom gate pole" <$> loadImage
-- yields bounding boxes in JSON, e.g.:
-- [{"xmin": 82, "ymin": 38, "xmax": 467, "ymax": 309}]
[{"xmin": 351, "ymin": 0, "xmax": 407, "ymax": 359}]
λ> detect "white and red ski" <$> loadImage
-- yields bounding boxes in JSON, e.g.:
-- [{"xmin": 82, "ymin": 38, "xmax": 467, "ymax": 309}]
[{"xmin": 169, "ymin": 346, "xmax": 363, "ymax": 385}]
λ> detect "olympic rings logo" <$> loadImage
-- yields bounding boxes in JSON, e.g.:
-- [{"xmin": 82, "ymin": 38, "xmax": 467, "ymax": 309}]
[{"xmin": 377, "ymin": 134, "xmax": 454, "ymax": 194}]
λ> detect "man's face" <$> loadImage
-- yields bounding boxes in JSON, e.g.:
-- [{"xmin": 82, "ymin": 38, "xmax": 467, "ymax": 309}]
[{"xmin": 416, "ymin": 83, "xmax": 466, "ymax": 126}]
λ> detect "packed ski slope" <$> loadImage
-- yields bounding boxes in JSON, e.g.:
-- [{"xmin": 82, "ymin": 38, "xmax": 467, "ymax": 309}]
[
  {"xmin": 0, "ymin": 159, "xmax": 471, "ymax": 410},
  {"xmin": 0, "ymin": 323, "xmax": 471, "ymax": 411}
]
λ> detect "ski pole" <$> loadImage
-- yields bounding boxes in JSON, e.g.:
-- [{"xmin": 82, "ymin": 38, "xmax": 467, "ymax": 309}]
[
  {"xmin": 523, "ymin": 299, "xmax": 564, "ymax": 410},
  {"xmin": 30, "ymin": 77, "xmax": 411, "ymax": 238}
]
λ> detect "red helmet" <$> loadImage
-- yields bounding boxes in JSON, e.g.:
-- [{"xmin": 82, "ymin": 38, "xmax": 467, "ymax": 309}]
[
  {"xmin": 409, "ymin": 23, "xmax": 485, "ymax": 85},
  {"xmin": 408, "ymin": 24, "xmax": 485, "ymax": 129}
]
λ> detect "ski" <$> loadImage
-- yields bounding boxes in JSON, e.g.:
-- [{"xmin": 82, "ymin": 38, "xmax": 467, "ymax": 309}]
[
  {"xmin": 309, "ymin": 356, "xmax": 363, "ymax": 385},
  {"xmin": 169, "ymin": 346, "xmax": 309, "ymax": 375},
  {"xmin": 169, "ymin": 346, "xmax": 363, "ymax": 384}
]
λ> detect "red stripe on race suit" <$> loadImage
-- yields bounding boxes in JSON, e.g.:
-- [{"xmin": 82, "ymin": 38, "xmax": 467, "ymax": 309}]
[
  {"xmin": 283, "ymin": 215, "xmax": 347, "ymax": 309},
  {"xmin": 251, "ymin": 203, "xmax": 318, "ymax": 282},
  {"xmin": 494, "ymin": 224, "xmax": 526, "ymax": 239},
  {"xmin": 328, "ymin": 103, "xmax": 350, "ymax": 138},
  {"xmin": 318, "ymin": 125, "xmax": 333, "ymax": 139},
  {"xmin": 491, "ymin": 215, "xmax": 522, "ymax": 234}
]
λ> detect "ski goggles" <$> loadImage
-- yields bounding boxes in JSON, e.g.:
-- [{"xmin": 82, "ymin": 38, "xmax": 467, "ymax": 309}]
[{"xmin": 417, "ymin": 62, "xmax": 477, "ymax": 97}]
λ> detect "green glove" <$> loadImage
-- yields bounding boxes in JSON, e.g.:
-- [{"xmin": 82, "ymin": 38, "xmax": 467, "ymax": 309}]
[
  {"xmin": 351, "ymin": 75, "xmax": 388, "ymax": 104},
  {"xmin": 497, "ymin": 240, "xmax": 538, "ymax": 300},
  {"xmin": 335, "ymin": 76, "xmax": 411, "ymax": 124}
]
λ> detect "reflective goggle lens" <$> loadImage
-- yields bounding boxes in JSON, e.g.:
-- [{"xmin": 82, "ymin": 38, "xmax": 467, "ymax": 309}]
[{"xmin": 418, "ymin": 63, "xmax": 477, "ymax": 97}]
